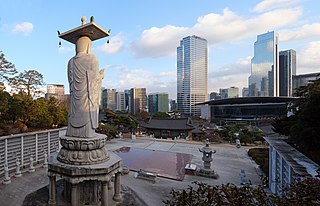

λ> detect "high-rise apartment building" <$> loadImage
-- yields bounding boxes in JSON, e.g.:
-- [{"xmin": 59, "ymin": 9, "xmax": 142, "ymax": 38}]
[
  {"xmin": 148, "ymin": 93, "xmax": 169, "ymax": 115},
  {"xmin": 116, "ymin": 91, "xmax": 125, "ymax": 111},
  {"xmin": 249, "ymin": 31, "xmax": 279, "ymax": 97},
  {"xmin": 219, "ymin": 87, "xmax": 239, "ymax": 99},
  {"xmin": 279, "ymin": 49, "xmax": 296, "ymax": 97},
  {"xmin": 130, "ymin": 88, "xmax": 147, "ymax": 114},
  {"xmin": 101, "ymin": 89, "xmax": 117, "ymax": 111},
  {"xmin": 45, "ymin": 84, "xmax": 65, "ymax": 102},
  {"xmin": 177, "ymin": 35, "xmax": 208, "ymax": 116}
]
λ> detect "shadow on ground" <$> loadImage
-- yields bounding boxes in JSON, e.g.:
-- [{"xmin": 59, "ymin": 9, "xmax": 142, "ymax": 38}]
[{"xmin": 22, "ymin": 179, "xmax": 148, "ymax": 206}]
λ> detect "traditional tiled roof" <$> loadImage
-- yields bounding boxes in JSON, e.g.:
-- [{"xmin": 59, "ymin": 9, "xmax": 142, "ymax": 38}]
[{"xmin": 140, "ymin": 118, "xmax": 195, "ymax": 130}]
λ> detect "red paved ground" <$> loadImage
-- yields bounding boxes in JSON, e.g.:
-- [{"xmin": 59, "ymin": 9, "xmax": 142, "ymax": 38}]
[{"xmin": 114, "ymin": 147, "xmax": 193, "ymax": 181}]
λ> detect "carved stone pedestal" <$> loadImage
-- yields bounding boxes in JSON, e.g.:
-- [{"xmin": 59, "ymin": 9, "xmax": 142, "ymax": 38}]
[
  {"xmin": 49, "ymin": 133, "xmax": 122, "ymax": 205},
  {"xmin": 48, "ymin": 146, "xmax": 122, "ymax": 206}
]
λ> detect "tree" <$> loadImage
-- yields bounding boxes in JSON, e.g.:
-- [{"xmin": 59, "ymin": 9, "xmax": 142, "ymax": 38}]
[
  {"xmin": 7, "ymin": 92, "xmax": 34, "ymax": 123},
  {"xmin": 47, "ymin": 97, "xmax": 68, "ymax": 126},
  {"xmin": 28, "ymin": 98, "xmax": 53, "ymax": 128},
  {"xmin": 273, "ymin": 77, "xmax": 320, "ymax": 164},
  {"xmin": 12, "ymin": 69, "xmax": 45, "ymax": 96},
  {"xmin": 153, "ymin": 112, "xmax": 170, "ymax": 119},
  {"xmin": 0, "ymin": 51, "xmax": 17, "ymax": 83},
  {"xmin": 0, "ymin": 90, "xmax": 11, "ymax": 123},
  {"xmin": 164, "ymin": 179, "xmax": 320, "ymax": 206}
]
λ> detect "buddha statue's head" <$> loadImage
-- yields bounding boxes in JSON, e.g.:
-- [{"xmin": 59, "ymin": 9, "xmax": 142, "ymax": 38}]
[{"xmin": 76, "ymin": 36, "xmax": 92, "ymax": 54}]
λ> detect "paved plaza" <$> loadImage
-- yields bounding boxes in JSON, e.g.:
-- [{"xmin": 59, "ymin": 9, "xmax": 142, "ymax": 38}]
[{"xmin": 0, "ymin": 137, "xmax": 262, "ymax": 206}]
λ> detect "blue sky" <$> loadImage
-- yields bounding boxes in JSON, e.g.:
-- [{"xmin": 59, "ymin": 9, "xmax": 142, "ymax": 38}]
[{"xmin": 1, "ymin": 0, "xmax": 320, "ymax": 99}]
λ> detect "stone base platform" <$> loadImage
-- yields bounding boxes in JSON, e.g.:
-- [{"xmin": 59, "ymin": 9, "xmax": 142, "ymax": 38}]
[
  {"xmin": 197, "ymin": 168, "xmax": 219, "ymax": 179},
  {"xmin": 48, "ymin": 152, "xmax": 122, "ymax": 206}
]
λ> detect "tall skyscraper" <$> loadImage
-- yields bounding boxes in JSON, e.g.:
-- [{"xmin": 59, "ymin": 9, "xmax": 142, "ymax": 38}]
[
  {"xmin": 279, "ymin": 49, "xmax": 296, "ymax": 97},
  {"xmin": 148, "ymin": 93, "xmax": 169, "ymax": 115},
  {"xmin": 249, "ymin": 31, "xmax": 279, "ymax": 97},
  {"xmin": 177, "ymin": 35, "xmax": 208, "ymax": 116},
  {"xmin": 130, "ymin": 88, "xmax": 147, "ymax": 114}
]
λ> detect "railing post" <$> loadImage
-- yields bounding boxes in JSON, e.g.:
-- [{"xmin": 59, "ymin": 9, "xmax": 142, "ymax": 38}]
[
  {"xmin": 48, "ymin": 131, "xmax": 51, "ymax": 155},
  {"xmin": 4, "ymin": 139, "xmax": 8, "ymax": 166},
  {"xmin": 35, "ymin": 134, "xmax": 38, "ymax": 162},
  {"xmin": 21, "ymin": 136, "xmax": 24, "ymax": 166}
]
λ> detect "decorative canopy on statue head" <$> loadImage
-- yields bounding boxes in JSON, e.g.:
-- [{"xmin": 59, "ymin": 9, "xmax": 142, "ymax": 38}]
[{"xmin": 59, "ymin": 16, "xmax": 109, "ymax": 44}]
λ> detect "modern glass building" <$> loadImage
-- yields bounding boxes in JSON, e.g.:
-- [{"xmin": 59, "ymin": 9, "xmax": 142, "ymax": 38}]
[
  {"xmin": 279, "ymin": 49, "xmax": 296, "ymax": 97},
  {"xmin": 148, "ymin": 93, "xmax": 169, "ymax": 115},
  {"xmin": 249, "ymin": 31, "xmax": 279, "ymax": 97},
  {"xmin": 177, "ymin": 35, "xmax": 208, "ymax": 116},
  {"xmin": 219, "ymin": 87, "xmax": 239, "ymax": 99}
]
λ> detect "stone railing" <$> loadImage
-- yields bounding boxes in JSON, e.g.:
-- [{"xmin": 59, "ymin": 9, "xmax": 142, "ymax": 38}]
[{"xmin": 0, "ymin": 127, "xmax": 66, "ymax": 182}]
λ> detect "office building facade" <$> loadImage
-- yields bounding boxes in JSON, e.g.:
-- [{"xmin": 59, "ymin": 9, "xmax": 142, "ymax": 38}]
[
  {"xmin": 219, "ymin": 87, "xmax": 239, "ymax": 99},
  {"xmin": 116, "ymin": 92, "xmax": 126, "ymax": 111},
  {"xmin": 130, "ymin": 88, "xmax": 147, "ymax": 114},
  {"xmin": 249, "ymin": 31, "xmax": 279, "ymax": 97},
  {"xmin": 177, "ymin": 35, "xmax": 208, "ymax": 116},
  {"xmin": 101, "ymin": 89, "xmax": 117, "ymax": 111},
  {"xmin": 279, "ymin": 49, "xmax": 296, "ymax": 97},
  {"xmin": 45, "ymin": 84, "xmax": 65, "ymax": 103},
  {"xmin": 148, "ymin": 93, "xmax": 169, "ymax": 115},
  {"xmin": 292, "ymin": 72, "xmax": 320, "ymax": 95}
]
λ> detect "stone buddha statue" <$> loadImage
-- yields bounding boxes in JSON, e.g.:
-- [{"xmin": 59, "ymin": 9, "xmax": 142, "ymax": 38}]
[{"xmin": 66, "ymin": 36, "xmax": 104, "ymax": 138}]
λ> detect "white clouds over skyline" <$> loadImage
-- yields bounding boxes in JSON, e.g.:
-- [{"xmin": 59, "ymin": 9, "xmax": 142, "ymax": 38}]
[
  {"xmin": 131, "ymin": 6, "xmax": 302, "ymax": 58},
  {"xmin": 12, "ymin": 22, "xmax": 33, "ymax": 36},
  {"xmin": 297, "ymin": 41, "xmax": 320, "ymax": 74}
]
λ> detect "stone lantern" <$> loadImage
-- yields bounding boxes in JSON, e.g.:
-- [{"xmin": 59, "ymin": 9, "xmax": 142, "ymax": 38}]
[{"xmin": 198, "ymin": 139, "xmax": 218, "ymax": 178}]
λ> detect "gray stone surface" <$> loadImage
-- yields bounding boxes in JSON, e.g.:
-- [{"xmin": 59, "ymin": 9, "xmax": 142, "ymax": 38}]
[{"xmin": 0, "ymin": 138, "xmax": 263, "ymax": 206}]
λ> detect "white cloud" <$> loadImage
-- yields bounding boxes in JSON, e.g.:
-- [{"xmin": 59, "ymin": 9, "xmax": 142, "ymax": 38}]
[
  {"xmin": 297, "ymin": 41, "xmax": 320, "ymax": 74},
  {"xmin": 209, "ymin": 56, "xmax": 252, "ymax": 93},
  {"xmin": 158, "ymin": 71, "xmax": 176, "ymax": 77},
  {"xmin": 131, "ymin": 7, "xmax": 302, "ymax": 58},
  {"xmin": 131, "ymin": 25, "xmax": 187, "ymax": 58},
  {"xmin": 252, "ymin": 0, "xmax": 300, "ymax": 13},
  {"xmin": 12, "ymin": 22, "xmax": 33, "ymax": 35},
  {"xmin": 97, "ymin": 33, "xmax": 125, "ymax": 55},
  {"xmin": 102, "ymin": 64, "xmax": 177, "ymax": 98},
  {"xmin": 279, "ymin": 23, "xmax": 320, "ymax": 41}
]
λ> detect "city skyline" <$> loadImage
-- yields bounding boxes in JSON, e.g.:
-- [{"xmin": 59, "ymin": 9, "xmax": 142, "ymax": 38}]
[{"xmin": 1, "ymin": 0, "xmax": 320, "ymax": 99}]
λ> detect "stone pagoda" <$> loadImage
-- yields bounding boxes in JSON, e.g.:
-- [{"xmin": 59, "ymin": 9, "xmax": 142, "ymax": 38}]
[{"xmin": 48, "ymin": 16, "xmax": 122, "ymax": 206}]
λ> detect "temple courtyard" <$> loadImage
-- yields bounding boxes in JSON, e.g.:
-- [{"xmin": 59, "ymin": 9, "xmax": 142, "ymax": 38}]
[{"xmin": 0, "ymin": 137, "xmax": 262, "ymax": 206}]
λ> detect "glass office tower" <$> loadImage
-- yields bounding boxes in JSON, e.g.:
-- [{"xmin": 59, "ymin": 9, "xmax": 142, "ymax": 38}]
[
  {"xmin": 177, "ymin": 35, "xmax": 208, "ymax": 116},
  {"xmin": 148, "ymin": 93, "xmax": 169, "ymax": 115},
  {"xmin": 279, "ymin": 49, "xmax": 296, "ymax": 97},
  {"xmin": 249, "ymin": 31, "xmax": 279, "ymax": 97}
]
